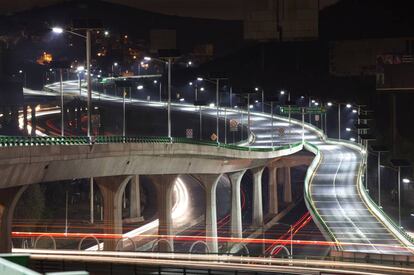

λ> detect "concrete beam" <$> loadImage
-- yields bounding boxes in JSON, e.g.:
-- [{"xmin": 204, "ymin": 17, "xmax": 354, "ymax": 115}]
[
  {"xmin": 192, "ymin": 174, "xmax": 222, "ymax": 254},
  {"xmin": 95, "ymin": 176, "xmax": 131, "ymax": 251},
  {"xmin": 0, "ymin": 185, "xmax": 28, "ymax": 252}
]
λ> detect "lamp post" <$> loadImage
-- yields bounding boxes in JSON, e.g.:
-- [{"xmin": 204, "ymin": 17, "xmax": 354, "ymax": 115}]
[
  {"xmin": 360, "ymin": 134, "xmax": 376, "ymax": 191},
  {"xmin": 144, "ymin": 56, "xmax": 173, "ymax": 139},
  {"xmin": 371, "ymin": 145, "xmax": 388, "ymax": 207},
  {"xmin": 52, "ymin": 27, "xmax": 94, "ymax": 138}
]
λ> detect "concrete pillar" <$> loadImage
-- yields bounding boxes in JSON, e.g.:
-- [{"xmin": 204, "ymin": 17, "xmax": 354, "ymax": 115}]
[
  {"xmin": 0, "ymin": 185, "xmax": 28, "ymax": 252},
  {"xmin": 23, "ymin": 105, "xmax": 28, "ymax": 134},
  {"xmin": 129, "ymin": 175, "xmax": 142, "ymax": 219},
  {"xmin": 193, "ymin": 174, "xmax": 222, "ymax": 254},
  {"xmin": 283, "ymin": 167, "xmax": 292, "ymax": 203},
  {"xmin": 31, "ymin": 105, "xmax": 36, "ymax": 136},
  {"xmin": 268, "ymin": 166, "xmax": 278, "ymax": 215},
  {"xmin": 228, "ymin": 170, "xmax": 246, "ymax": 240},
  {"xmin": 251, "ymin": 167, "xmax": 264, "ymax": 227},
  {"xmin": 148, "ymin": 174, "xmax": 178, "ymax": 252},
  {"xmin": 95, "ymin": 176, "xmax": 131, "ymax": 251}
]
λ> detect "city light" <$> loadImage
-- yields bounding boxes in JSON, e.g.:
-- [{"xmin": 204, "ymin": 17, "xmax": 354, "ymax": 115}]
[
  {"xmin": 18, "ymin": 70, "xmax": 23, "ymax": 74},
  {"xmin": 113, "ymin": 62, "xmax": 118, "ymax": 66},
  {"xmin": 255, "ymin": 100, "xmax": 259, "ymax": 103},
  {"xmin": 197, "ymin": 77, "xmax": 203, "ymax": 81},
  {"xmin": 280, "ymin": 90, "xmax": 285, "ymax": 95},
  {"xmin": 403, "ymin": 178, "xmax": 410, "ymax": 183},
  {"xmin": 327, "ymin": 102, "xmax": 333, "ymax": 106},
  {"xmin": 188, "ymin": 61, "xmax": 192, "ymax": 66},
  {"xmin": 301, "ymin": 96, "xmax": 305, "ymax": 99},
  {"xmin": 209, "ymin": 103, "xmax": 215, "ymax": 107},
  {"xmin": 350, "ymin": 137, "xmax": 356, "ymax": 142},
  {"xmin": 314, "ymin": 102, "xmax": 319, "ymax": 106},
  {"xmin": 153, "ymin": 80, "xmax": 158, "ymax": 84},
  {"xmin": 76, "ymin": 66, "xmax": 85, "ymax": 72},
  {"xmin": 188, "ymin": 82, "xmax": 193, "ymax": 86},
  {"xmin": 104, "ymin": 31, "xmax": 109, "ymax": 36},
  {"xmin": 179, "ymin": 98, "xmax": 185, "ymax": 102},
  {"xmin": 144, "ymin": 56, "xmax": 152, "ymax": 61},
  {"xmin": 311, "ymin": 99, "xmax": 315, "ymax": 103},
  {"xmin": 255, "ymin": 87, "xmax": 259, "ymax": 91},
  {"xmin": 352, "ymin": 109, "xmax": 357, "ymax": 113},
  {"xmin": 346, "ymin": 128, "xmax": 351, "ymax": 132},
  {"xmin": 346, "ymin": 103, "xmax": 352, "ymax": 108},
  {"xmin": 249, "ymin": 104, "xmax": 253, "ymax": 109},
  {"xmin": 52, "ymin": 27, "xmax": 64, "ymax": 34},
  {"xmin": 200, "ymin": 87, "xmax": 205, "ymax": 91},
  {"xmin": 137, "ymin": 85, "xmax": 144, "ymax": 90}
]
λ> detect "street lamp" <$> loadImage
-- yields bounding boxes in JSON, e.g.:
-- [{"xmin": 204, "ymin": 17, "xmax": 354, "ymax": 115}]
[
  {"xmin": 144, "ymin": 55, "xmax": 175, "ymax": 139},
  {"xmin": 53, "ymin": 26, "xmax": 94, "ymax": 138}
]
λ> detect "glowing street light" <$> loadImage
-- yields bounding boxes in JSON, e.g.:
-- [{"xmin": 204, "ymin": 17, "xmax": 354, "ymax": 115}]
[
  {"xmin": 280, "ymin": 90, "xmax": 285, "ymax": 95},
  {"xmin": 403, "ymin": 178, "xmax": 410, "ymax": 183},
  {"xmin": 327, "ymin": 102, "xmax": 333, "ymax": 107},
  {"xmin": 52, "ymin": 27, "xmax": 64, "ymax": 34},
  {"xmin": 350, "ymin": 137, "xmax": 356, "ymax": 142},
  {"xmin": 346, "ymin": 103, "xmax": 352, "ymax": 108},
  {"xmin": 346, "ymin": 127, "xmax": 351, "ymax": 132},
  {"xmin": 144, "ymin": 56, "xmax": 152, "ymax": 61},
  {"xmin": 197, "ymin": 77, "xmax": 203, "ymax": 81},
  {"xmin": 137, "ymin": 85, "xmax": 144, "ymax": 90}
]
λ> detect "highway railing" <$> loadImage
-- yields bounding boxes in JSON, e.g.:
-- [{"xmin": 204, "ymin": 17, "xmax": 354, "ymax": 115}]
[{"xmin": 0, "ymin": 135, "xmax": 303, "ymax": 154}]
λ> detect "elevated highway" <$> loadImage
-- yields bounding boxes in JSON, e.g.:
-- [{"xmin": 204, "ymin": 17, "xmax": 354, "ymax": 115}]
[{"xmin": 0, "ymin": 80, "xmax": 412, "ymax": 258}]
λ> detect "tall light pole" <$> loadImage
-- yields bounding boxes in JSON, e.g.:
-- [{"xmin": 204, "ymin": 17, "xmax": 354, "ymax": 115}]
[
  {"xmin": 144, "ymin": 56, "xmax": 174, "ymax": 139},
  {"xmin": 52, "ymin": 27, "xmax": 95, "ymax": 139},
  {"xmin": 371, "ymin": 145, "xmax": 388, "ymax": 208}
]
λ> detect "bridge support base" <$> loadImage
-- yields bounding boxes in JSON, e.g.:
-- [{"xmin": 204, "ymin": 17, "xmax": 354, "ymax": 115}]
[
  {"xmin": 95, "ymin": 176, "xmax": 131, "ymax": 251},
  {"xmin": 148, "ymin": 175, "xmax": 178, "ymax": 252},
  {"xmin": 0, "ymin": 185, "xmax": 28, "ymax": 253}
]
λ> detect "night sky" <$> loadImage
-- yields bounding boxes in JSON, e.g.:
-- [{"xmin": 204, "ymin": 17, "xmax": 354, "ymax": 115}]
[{"xmin": 1, "ymin": 0, "xmax": 339, "ymax": 20}]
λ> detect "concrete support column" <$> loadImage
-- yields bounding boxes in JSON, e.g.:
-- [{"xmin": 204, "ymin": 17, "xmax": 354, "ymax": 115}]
[
  {"xmin": 283, "ymin": 167, "xmax": 292, "ymax": 203},
  {"xmin": 251, "ymin": 167, "xmax": 265, "ymax": 227},
  {"xmin": 228, "ymin": 170, "xmax": 246, "ymax": 240},
  {"xmin": 129, "ymin": 175, "xmax": 142, "ymax": 219},
  {"xmin": 193, "ymin": 174, "xmax": 222, "ymax": 254},
  {"xmin": 95, "ymin": 176, "xmax": 131, "ymax": 251},
  {"xmin": 148, "ymin": 174, "xmax": 178, "ymax": 252},
  {"xmin": 0, "ymin": 185, "xmax": 28, "ymax": 252},
  {"xmin": 268, "ymin": 166, "xmax": 278, "ymax": 215},
  {"xmin": 23, "ymin": 105, "xmax": 28, "ymax": 135},
  {"xmin": 31, "ymin": 105, "xmax": 36, "ymax": 136}
]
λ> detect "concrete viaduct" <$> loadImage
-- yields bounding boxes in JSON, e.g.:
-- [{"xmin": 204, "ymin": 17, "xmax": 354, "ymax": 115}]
[{"xmin": 0, "ymin": 141, "xmax": 313, "ymax": 253}]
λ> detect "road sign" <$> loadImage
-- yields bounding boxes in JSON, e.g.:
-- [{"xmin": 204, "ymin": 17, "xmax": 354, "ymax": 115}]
[
  {"xmin": 307, "ymin": 107, "xmax": 326, "ymax": 114},
  {"xmin": 210, "ymin": 133, "xmax": 217, "ymax": 141},
  {"xmin": 186, "ymin": 129, "xmax": 193, "ymax": 139},
  {"xmin": 229, "ymin": 119, "xmax": 238, "ymax": 132},
  {"xmin": 280, "ymin": 106, "xmax": 301, "ymax": 114}
]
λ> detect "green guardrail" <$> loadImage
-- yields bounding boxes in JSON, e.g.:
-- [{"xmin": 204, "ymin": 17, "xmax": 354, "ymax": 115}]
[{"xmin": 0, "ymin": 135, "xmax": 303, "ymax": 154}]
